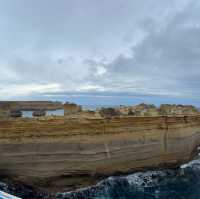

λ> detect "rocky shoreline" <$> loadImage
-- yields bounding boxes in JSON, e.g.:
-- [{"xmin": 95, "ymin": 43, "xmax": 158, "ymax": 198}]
[{"xmin": 1, "ymin": 160, "xmax": 200, "ymax": 199}]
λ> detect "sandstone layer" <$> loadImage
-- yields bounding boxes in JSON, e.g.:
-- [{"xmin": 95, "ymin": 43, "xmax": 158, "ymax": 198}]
[
  {"xmin": 0, "ymin": 101, "xmax": 63, "ymax": 111},
  {"xmin": 0, "ymin": 115, "xmax": 200, "ymax": 192}
]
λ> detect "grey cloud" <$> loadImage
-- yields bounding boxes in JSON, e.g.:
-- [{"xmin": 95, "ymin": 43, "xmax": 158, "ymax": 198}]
[
  {"xmin": 86, "ymin": 1, "xmax": 200, "ymax": 98},
  {"xmin": 0, "ymin": 0, "xmax": 199, "ymax": 102}
]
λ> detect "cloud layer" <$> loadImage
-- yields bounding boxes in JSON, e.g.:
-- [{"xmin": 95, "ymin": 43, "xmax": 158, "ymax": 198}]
[{"xmin": 0, "ymin": 0, "xmax": 200, "ymax": 105}]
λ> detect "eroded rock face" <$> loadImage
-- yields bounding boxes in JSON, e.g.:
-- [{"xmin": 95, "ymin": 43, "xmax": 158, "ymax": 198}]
[
  {"xmin": 9, "ymin": 110, "xmax": 22, "ymax": 118},
  {"xmin": 0, "ymin": 101, "xmax": 63, "ymax": 111},
  {"xmin": 116, "ymin": 104, "xmax": 200, "ymax": 117},
  {"xmin": 32, "ymin": 110, "xmax": 46, "ymax": 117},
  {"xmin": 64, "ymin": 102, "xmax": 82, "ymax": 116},
  {"xmin": 99, "ymin": 108, "xmax": 120, "ymax": 118},
  {"xmin": 0, "ymin": 115, "xmax": 200, "ymax": 193},
  {"xmin": 118, "ymin": 104, "xmax": 159, "ymax": 116},
  {"xmin": 0, "ymin": 110, "xmax": 9, "ymax": 118},
  {"xmin": 159, "ymin": 104, "xmax": 199, "ymax": 116}
]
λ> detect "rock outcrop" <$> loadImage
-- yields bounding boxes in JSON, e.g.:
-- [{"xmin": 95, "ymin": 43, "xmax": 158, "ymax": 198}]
[
  {"xmin": 0, "ymin": 115, "xmax": 200, "ymax": 193},
  {"xmin": 64, "ymin": 102, "xmax": 82, "ymax": 116},
  {"xmin": 0, "ymin": 101, "xmax": 63, "ymax": 111},
  {"xmin": 9, "ymin": 110, "xmax": 22, "ymax": 118},
  {"xmin": 159, "ymin": 104, "xmax": 199, "ymax": 116},
  {"xmin": 118, "ymin": 103, "xmax": 159, "ymax": 116},
  {"xmin": 0, "ymin": 110, "xmax": 9, "ymax": 118},
  {"xmin": 32, "ymin": 110, "xmax": 46, "ymax": 117},
  {"xmin": 99, "ymin": 107, "xmax": 120, "ymax": 118}
]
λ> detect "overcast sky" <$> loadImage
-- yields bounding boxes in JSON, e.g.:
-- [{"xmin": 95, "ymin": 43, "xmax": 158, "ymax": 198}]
[{"xmin": 0, "ymin": 0, "xmax": 200, "ymax": 105}]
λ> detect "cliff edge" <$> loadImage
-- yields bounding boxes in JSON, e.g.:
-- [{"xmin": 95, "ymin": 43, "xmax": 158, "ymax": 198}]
[{"xmin": 0, "ymin": 114, "xmax": 200, "ymax": 192}]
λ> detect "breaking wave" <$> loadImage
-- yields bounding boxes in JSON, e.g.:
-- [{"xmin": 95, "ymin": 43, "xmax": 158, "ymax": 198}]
[
  {"xmin": 1, "ymin": 158, "xmax": 200, "ymax": 199},
  {"xmin": 56, "ymin": 158, "xmax": 200, "ymax": 199}
]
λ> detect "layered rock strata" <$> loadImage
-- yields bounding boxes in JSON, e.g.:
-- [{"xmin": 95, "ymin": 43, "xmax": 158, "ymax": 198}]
[
  {"xmin": 0, "ymin": 101, "xmax": 63, "ymax": 111},
  {"xmin": 0, "ymin": 115, "xmax": 200, "ymax": 192}
]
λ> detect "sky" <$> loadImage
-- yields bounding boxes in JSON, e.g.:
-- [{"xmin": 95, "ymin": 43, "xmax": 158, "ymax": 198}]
[{"xmin": 0, "ymin": 0, "xmax": 200, "ymax": 106}]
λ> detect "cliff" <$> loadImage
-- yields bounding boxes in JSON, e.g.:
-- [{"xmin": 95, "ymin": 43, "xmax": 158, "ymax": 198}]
[
  {"xmin": 0, "ymin": 115, "xmax": 200, "ymax": 193},
  {"xmin": 117, "ymin": 103, "xmax": 159, "ymax": 116},
  {"xmin": 117, "ymin": 103, "xmax": 199, "ymax": 116},
  {"xmin": 64, "ymin": 102, "xmax": 82, "ymax": 116},
  {"xmin": 0, "ymin": 101, "xmax": 63, "ymax": 111},
  {"xmin": 159, "ymin": 104, "xmax": 199, "ymax": 115}
]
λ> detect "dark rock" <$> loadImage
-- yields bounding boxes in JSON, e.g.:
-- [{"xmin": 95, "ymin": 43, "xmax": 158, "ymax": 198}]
[
  {"xmin": 10, "ymin": 110, "xmax": 22, "ymax": 118},
  {"xmin": 128, "ymin": 110, "xmax": 135, "ymax": 116},
  {"xmin": 32, "ymin": 110, "xmax": 46, "ymax": 117},
  {"xmin": 64, "ymin": 102, "xmax": 82, "ymax": 116},
  {"xmin": 99, "ymin": 108, "xmax": 120, "ymax": 118}
]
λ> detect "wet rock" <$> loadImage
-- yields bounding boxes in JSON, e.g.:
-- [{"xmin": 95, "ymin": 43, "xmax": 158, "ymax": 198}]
[
  {"xmin": 32, "ymin": 110, "xmax": 46, "ymax": 117},
  {"xmin": 10, "ymin": 110, "xmax": 22, "ymax": 118},
  {"xmin": 99, "ymin": 108, "xmax": 120, "ymax": 118}
]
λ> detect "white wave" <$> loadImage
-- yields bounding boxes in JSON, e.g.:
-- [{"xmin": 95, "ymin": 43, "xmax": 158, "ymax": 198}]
[
  {"xmin": 126, "ymin": 171, "xmax": 166, "ymax": 187},
  {"xmin": 180, "ymin": 158, "xmax": 200, "ymax": 169},
  {"xmin": 0, "ymin": 191, "xmax": 21, "ymax": 199}
]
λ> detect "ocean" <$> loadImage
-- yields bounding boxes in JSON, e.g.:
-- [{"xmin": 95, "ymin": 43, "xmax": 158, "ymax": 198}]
[{"xmin": 1, "ymin": 158, "xmax": 200, "ymax": 199}]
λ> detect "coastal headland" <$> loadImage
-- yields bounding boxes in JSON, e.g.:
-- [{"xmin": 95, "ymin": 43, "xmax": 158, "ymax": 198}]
[
  {"xmin": 0, "ymin": 101, "xmax": 63, "ymax": 111},
  {"xmin": 0, "ymin": 101, "xmax": 200, "ymax": 193}
]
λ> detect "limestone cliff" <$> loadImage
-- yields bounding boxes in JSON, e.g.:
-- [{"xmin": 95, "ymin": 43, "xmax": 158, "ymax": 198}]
[{"xmin": 0, "ymin": 115, "xmax": 200, "ymax": 192}]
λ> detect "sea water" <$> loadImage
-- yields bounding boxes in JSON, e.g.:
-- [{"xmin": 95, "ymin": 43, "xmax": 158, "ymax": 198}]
[
  {"xmin": 22, "ymin": 109, "xmax": 64, "ymax": 118},
  {"xmin": 21, "ymin": 105, "xmax": 118, "ymax": 118},
  {"xmin": 56, "ymin": 158, "xmax": 200, "ymax": 199},
  {"xmin": 1, "ymin": 158, "xmax": 200, "ymax": 199}
]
